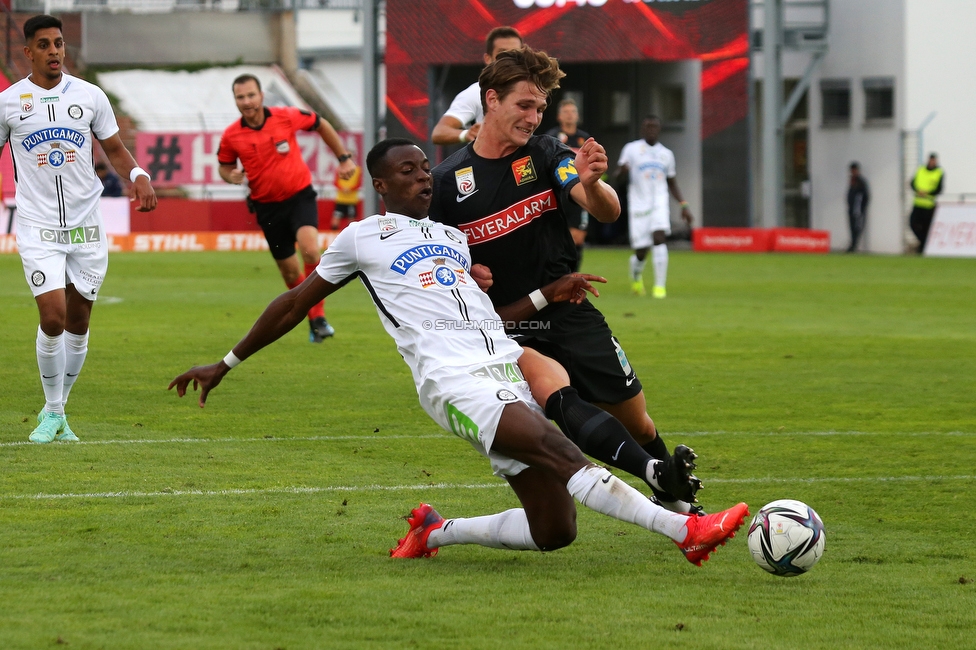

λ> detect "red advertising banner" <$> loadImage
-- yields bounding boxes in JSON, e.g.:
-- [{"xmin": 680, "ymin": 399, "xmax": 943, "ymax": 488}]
[
  {"xmin": 133, "ymin": 131, "xmax": 363, "ymax": 187},
  {"xmin": 694, "ymin": 228, "xmax": 830, "ymax": 253},
  {"xmin": 694, "ymin": 228, "xmax": 772, "ymax": 252},
  {"xmin": 770, "ymin": 228, "xmax": 830, "ymax": 253}
]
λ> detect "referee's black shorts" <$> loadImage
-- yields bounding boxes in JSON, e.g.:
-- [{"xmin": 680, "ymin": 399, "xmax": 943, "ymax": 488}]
[
  {"xmin": 509, "ymin": 301, "xmax": 642, "ymax": 405},
  {"xmin": 252, "ymin": 185, "xmax": 319, "ymax": 260}
]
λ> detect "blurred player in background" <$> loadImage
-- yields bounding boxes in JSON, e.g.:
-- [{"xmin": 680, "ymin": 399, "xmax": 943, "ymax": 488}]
[
  {"xmin": 331, "ymin": 162, "xmax": 361, "ymax": 231},
  {"xmin": 429, "ymin": 47, "xmax": 701, "ymax": 514},
  {"xmin": 217, "ymin": 73, "xmax": 357, "ymax": 342},
  {"xmin": 545, "ymin": 98, "xmax": 590, "ymax": 270},
  {"xmin": 0, "ymin": 14, "xmax": 157, "ymax": 443},
  {"xmin": 430, "ymin": 27, "xmax": 523, "ymax": 146},
  {"xmin": 616, "ymin": 115, "xmax": 693, "ymax": 298},
  {"xmin": 170, "ymin": 138, "xmax": 743, "ymax": 564}
]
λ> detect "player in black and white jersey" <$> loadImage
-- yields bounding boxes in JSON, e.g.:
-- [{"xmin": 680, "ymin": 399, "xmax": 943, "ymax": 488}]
[
  {"xmin": 169, "ymin": 139, "xmax": 746, "ymax": 564},
  {"xmin": 429, "ymin": 46, "xmax": 702, "ymax": 514},
  {"xmin": 0, "ymin": 15, "xmax": 157, "ymax": 443}
]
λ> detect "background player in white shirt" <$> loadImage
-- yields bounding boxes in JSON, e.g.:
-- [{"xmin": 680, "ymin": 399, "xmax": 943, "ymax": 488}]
[
  {"xmin": 169, "ymin": 138, "xmax": 747, "ymax": 564},
  {"xmin": 0, "ymin": 15, "xmax": 157, "ymax": 443},
  {"xmin": 616, "ymin": 115, "xmax": 693, "ymax": 298},
  {"xmin": 430, "ymin": 27, "xmax": 522, "ymax": 146}
]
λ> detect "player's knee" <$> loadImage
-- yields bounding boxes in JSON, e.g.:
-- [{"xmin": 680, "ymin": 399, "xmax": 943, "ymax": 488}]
[
  {"xmin": 532, "ymin": 517, "xmax": 577, "ymax": 551},
  {"xmin": 652, "ymin": 231, "xmax": 667, "ymax": 246}
]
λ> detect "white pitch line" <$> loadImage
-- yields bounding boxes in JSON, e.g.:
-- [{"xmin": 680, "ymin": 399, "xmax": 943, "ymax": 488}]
[
  {"xmin": 2, "ymin": 429, "xmax": 973, "ymax": 448},
  {"xmin": 3, "ymin": 475, "xmax": 973, "ymax": 502},
  {"xmin": 0, "ymin": 434, "xmax": 450, "ymax": 448}
]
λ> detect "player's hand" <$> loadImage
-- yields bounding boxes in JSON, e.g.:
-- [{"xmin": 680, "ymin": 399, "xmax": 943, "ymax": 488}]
[
  {"xmin": 471, "ymin": 263, "xmax": 493, "ymax": 292},
  {"xmin": 131, "ymin": 176, "xmax": 158, "ymax": 212},
  {"xmin": 681, "ymin": 206, "xmax": 693, "ymax": 225},
  {"xmin": 337, "ymin": 158, "xmax": 357, "ymax": 180},
  {"xmin": 466, "ymin": 122, "xmax": 482, "ymax": 141},
  {"xmin": 168, "ymin": 362, "xmax": 229, "ymax": 408},
  {"xmin": 574, "ymin": 138, "xmax": 609, "ymax": 186},
  {"xmin": 543, "ymin": 273, "xmax": 606, "ymax": 305},
  {"xmin": 227, "ymin": 168, "xmax": 246, "ymax": 185}
]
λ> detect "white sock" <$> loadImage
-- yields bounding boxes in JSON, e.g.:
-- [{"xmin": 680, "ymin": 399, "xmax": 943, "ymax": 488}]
[
  {"xmin": 566, "ymin": 465, "xmax": 689, "ymax": 542},
  {"xmin": 652, "ymin": 244, "xmax": 668, "ymax": 289},
  {"xmin": 36, "ymin": 326, "xmax": 65, "ymax": 415},
  {"xmin": 62, "ymin": 330, "xmax": 89, "ymax": 410},
  {"xmin": 629, "ymin": 254, "xmax": 647, "ymax": 281},
  {"xmin": 427, "ymin": 508, "xmax": 539, "ymax": 551}
]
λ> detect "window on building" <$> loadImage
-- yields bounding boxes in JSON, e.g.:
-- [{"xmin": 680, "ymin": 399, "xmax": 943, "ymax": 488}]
[
  {"xmin": 820, "ymin": 79, "xmax": 850, "ymax": 126},
  {"xmin": 863, "ymin": 77, "xmax": 894, "ymax": 122},
  {"xmin": 656, "ymin": 84, "xmax": 685, "ymax": 127}
]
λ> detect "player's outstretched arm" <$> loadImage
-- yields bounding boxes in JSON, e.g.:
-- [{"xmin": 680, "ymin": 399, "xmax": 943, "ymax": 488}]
[
  {"xmin": 494, "ymin": 273, "xmax": 606, "ymax": 323},
  {"xmin": 100, "ymin": 133, "xmax": 157, "ymax": 212},
  {"xmin": 169, "ymin": 274, "xmax": 338, "ymax": 407}
]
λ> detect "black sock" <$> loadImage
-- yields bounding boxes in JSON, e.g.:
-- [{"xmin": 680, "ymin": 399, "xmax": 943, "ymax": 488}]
[
  {"xmin": 545, "ymin": 386, "xmax": 652, "ymax": 483},
  {"xmin": 643, "ymin": 432, "xmax": 670, "ymax": 461}
]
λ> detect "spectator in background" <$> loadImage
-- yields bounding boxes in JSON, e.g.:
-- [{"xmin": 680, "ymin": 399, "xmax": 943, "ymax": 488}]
[
  {"xmin": 430, "ymin": 27, "xmax": 523, "ymax": 146},
  {"xmin": 909, "ymin": 153, "xmax": 944, "ymax": 254},
  {"xmin": 95, "ymin": 161, "xmax": 123, "ymax": 197},
  {"xmin": 331, "ymin": 163, "xmax": 362, "ymax": 231},
  {"xmin": 545, "ymin": 98, "xmax": 590, "ymax": 270},
  {"xmin": 217, "ymin": 73, "xmax": 357, "ymax": 342},
  {"xmin": 846, "ymin": 162, "xmax": 869, "ymax": 252}
]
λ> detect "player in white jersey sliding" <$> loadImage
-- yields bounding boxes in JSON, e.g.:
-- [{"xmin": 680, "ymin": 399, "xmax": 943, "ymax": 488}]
[
  {"xmin": 0, "ymin": 15, "xmax": 157, "ymax": 443},
  {"xmin": 169, "ymin": 138, "xmax": 747, "ymax": 564},
  {"xmin": 616, "ymin": 115, "xmax": 693, "ymax": 298}
]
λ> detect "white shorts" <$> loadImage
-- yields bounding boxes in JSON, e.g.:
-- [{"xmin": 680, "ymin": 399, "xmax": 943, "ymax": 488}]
[
  {"xmin": 629, "ymin": 207, "xmax": 671, "ymax": 249},
  {"xmin": 418, "ymin": 356, "xmax": 544, "ymax": 478},
  {"xmin": 16, "ymin": 211, "xmax": 108, "ymax": 299}
]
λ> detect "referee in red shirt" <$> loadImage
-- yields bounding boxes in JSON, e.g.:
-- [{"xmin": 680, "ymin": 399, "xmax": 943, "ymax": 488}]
[{"xmin": 218, "ymin": 74, "xmax": 357, "ymax": 342}]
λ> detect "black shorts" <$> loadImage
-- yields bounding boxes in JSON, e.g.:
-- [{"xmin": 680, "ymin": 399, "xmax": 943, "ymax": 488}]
[
  {"xmin": 333, "ymin": 203, "xmax": 358, "ymax": 220},
  {"xmin": 253, "ymin": 185, "xmax": 319, "ymax": 260},
  {"xmin": 510, "ymin": 301, "xmax": 642, "ymax": 405}
]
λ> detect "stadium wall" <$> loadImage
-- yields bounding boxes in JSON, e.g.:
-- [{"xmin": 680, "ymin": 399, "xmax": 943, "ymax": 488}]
[{"xmin": 82, "ymin": 13, "xmax": 281, "ymax": 65}]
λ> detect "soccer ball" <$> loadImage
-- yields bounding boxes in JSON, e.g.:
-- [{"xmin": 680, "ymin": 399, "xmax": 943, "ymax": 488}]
[{"xmin": 747, "ymin": 499, "xmax": 825, "ymax": 577}]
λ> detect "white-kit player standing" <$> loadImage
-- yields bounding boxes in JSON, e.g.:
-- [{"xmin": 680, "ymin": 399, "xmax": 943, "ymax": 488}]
[
  {"xmin": 616, "ymin": 115, "xmax": 693, "ymax": 298},
  {"xmin": 0, "ymin": 14, "xmax": 157, "ymax": 443}
]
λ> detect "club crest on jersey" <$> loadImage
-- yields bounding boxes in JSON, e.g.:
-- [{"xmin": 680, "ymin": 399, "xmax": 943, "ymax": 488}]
[
  {"xmin": 68, "ymin": 104, "xmax": 83, "ymax": 119},
  {"xmin": 511, "ymin": 156, "xmax": 537, "ymax": 186},
  {"xmin": 378, "ymin": 217, "xmax": 398, "ymax": 232},
  {"xmin": 418, "ymin": 258, "xmax": 467, "ymax": 289},
  {"xmin": 455, "ymin": 166, "xmax": 476, "ymax": 197},
  {"xmin": 555, "ymin": 157, "xmax": 579, "ymax": 187},
  {"xmin": 275, "ymin": 140, "xmax": 290, "ymax": 154},
  {"xmin": 20, "ymin": 93, "xmax": 33, "ymax": 113},
  {"xmin": 36, "ymin": 143, "xmax": 77, "ymax": 168}
]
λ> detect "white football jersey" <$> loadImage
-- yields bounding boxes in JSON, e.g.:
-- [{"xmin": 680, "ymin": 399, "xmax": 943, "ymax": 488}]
[
  {"xmin": 316, "ymin": 213, "xmax": 522, "ymax": 388},
  {"xmin": 442, "ymin": 81, "xmax": 483, "ymax": 128},
  {"xmin": 618, "ymin": 140, "xmax": 676, "ymax": 216},
  {"xmin": 0, "ymin": 73, "xmax": 119, "ymax": 229}
]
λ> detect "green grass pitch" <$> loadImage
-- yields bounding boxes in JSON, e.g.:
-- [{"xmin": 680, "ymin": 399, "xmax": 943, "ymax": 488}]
[{"xmin": 1, "ymin": 247, "xmax": 974, "ymax": 649}]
